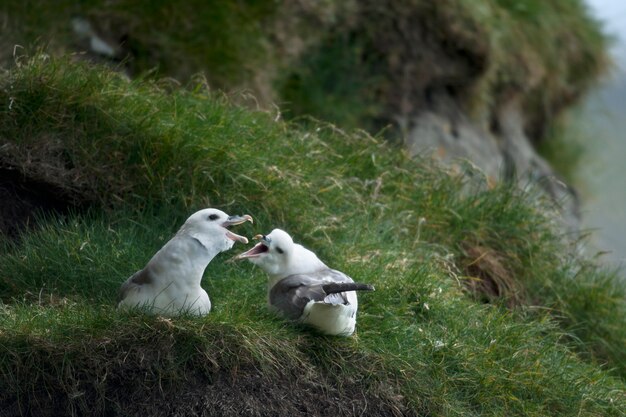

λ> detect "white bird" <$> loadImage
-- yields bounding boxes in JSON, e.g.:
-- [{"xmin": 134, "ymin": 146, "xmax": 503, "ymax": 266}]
[
  {"xmin": 71, "ymin": 17, "xmax": 119, "ymax": 58},
  {"xmin": 234, "ymin": 229, "xmax": 374, "ymax": 336},
  {"xmin": 118, "ymin": 208, "xmax": 252, "ymax": 316}
]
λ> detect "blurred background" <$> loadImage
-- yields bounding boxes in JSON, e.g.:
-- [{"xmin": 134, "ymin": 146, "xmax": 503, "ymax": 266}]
[{"xmin": 580, "ymin": 0, "xmax": 626, "ymax": 266}]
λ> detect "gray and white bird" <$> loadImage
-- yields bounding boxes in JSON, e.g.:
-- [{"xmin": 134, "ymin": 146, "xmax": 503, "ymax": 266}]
[
  {"xmin": 234, "ymin": 229, "xmax": 374, "ymax": 336},
  {"xmin": 118, "ymin": 208, "xmax": 252, "ymax": 316}
]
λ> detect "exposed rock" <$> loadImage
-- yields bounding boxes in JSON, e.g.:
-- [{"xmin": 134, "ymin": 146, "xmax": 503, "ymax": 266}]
[
  {"xmin": 402, "ymin": 93, "xmax": 503, "ymax": 183},
  {"xmin": 404, "ymin": 92, "xmax": 581, "ymax": 230}
]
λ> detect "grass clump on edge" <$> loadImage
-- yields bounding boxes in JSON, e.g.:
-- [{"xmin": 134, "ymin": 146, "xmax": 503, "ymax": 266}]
[{"xmin": 0, "ymin": 56, "xmax": 625, "ymax": 416}]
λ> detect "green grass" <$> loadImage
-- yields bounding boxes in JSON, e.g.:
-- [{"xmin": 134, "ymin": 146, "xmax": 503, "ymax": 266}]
[
  {"xmin": 0, "ymin": 56, "xmax": 625, "ymax": 415},
  {"xmin": 536, "ymin": 120, "xmax": 586, "ymax": 185},
  {"xmin": 0, "ymin": 0, "xmax": 278, "ymax": 88},
  {"xmin": 276, "ymin": 30, "xmax": 385, "ymax": 132}
]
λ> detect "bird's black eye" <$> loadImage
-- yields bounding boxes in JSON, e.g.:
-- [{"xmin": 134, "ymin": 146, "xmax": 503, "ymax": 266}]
[
  {"xmin": 276, "ymin": 247, "xmax": 284, "ymax": 254},
  {"xmin": 208, "ymin": 214, "xmax": 220, "ymax": 221}
]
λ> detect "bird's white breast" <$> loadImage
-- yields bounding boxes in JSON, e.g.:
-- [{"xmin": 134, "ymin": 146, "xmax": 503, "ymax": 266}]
[{"xmin": 301, "ymin": 301, "xmax": 357, "ymax": 336}]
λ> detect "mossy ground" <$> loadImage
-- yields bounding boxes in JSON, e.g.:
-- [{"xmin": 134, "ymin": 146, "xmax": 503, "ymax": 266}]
[{"xmin": 0, "ymin": 56, "xmax": 625, "ymax": 416}]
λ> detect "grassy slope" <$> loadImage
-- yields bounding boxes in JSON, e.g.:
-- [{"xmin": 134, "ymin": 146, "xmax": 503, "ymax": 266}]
[{"xmin": 0, "ymin": 57, "xmax": 625, "ymax": 416}]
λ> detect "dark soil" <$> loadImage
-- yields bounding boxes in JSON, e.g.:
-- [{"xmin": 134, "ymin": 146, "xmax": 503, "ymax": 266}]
[
  {"xmin": 0, "ymin": 167, "xmax": 76, "ymax": 239},
  {"xmin": 0, "ymin": 365, "xmax": 410, "ymax": 417}
]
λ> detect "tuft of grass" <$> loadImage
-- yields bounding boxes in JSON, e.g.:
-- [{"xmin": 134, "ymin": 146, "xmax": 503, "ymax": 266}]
[
  {"xmin": 531, "ymin": 262, "xmax": 626, "ymax": 376},
  {"xmin": 0, "ymin": 56, "xmax": 625, "ymax": 415}
]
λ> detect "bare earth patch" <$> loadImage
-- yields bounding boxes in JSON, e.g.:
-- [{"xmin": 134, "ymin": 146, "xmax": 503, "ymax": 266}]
[
  {"xmin": 0, "ymin": 167, "xmax": 75, "ymax": 239},
  {"xmin": 0, "ymin": 363, "xmax": 409, "ymax": 417}
]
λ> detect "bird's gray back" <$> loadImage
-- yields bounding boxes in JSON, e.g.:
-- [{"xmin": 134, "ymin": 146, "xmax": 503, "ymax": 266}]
[{"xmin": 269, "ymin": 269, "xmax": 354, "ymax": 319}]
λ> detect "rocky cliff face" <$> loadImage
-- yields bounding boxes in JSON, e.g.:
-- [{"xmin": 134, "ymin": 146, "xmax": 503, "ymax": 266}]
[{"xmin": 404, "ymin": 93, "xmax": 580, "ymax": 230}]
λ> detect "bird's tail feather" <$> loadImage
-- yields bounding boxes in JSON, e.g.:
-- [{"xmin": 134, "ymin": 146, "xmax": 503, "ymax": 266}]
[{"xmin": 322, "ymin": 282, "xmax": 375, "ymax": 295}]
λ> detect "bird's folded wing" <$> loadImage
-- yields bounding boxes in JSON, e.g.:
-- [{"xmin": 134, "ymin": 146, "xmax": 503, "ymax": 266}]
[
  {"xmin": 296, "ymin": 269, "xmax": 354, "ymax": 284},
  {"xmin": 269, "ymin": 270, "xmax": 353, "ymax": 319},
  {"xmin": 118, "ymin": 268, "xmax": 154, "ymax": 302}
]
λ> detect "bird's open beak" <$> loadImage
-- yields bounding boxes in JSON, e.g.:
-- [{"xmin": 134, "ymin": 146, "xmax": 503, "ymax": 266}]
[
  {"xmin": 233, "ymin": 234, "xmax": 270, "ymax": 260},
  {"xmin": 222, "ymin": 214, "xmax": 253, "ymax": 244},
  {"xmin": 222, "ymin": 214, "xmax": 253, "ymax": 227},
  {"xmin": 233, "ymin": 242, "xmax": 270, "ymax": 260}
]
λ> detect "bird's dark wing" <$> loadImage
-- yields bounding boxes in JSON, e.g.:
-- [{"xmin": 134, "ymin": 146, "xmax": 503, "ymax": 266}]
[
  {"xmin": 269, "ymin": 269, "xmax": 371, "ymax": 319},
  {"xmin": 269, "ymin": 275, "xmax": 327, "ymax": 319},
  {"xmin": 118, "ymin": 268, "xmax": 154, "ymax": 302}
]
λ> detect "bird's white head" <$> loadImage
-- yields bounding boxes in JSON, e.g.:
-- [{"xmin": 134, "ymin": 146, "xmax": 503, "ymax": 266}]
[
  {"xmin": 234, "ymin": 228, "xmax": 325, "ymax": 278},
  {"xmin": 179, "ymin": 208, "xmax": 253, "ymax": 253}
]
